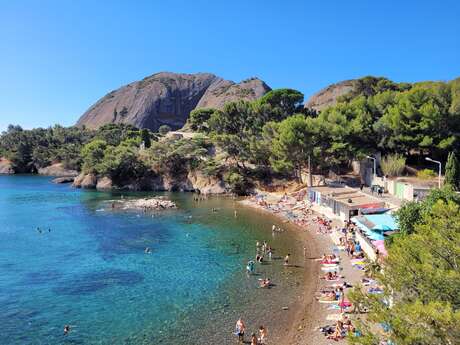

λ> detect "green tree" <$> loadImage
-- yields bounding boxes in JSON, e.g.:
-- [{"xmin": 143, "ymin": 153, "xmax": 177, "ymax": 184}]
[
  {"xmin": 257, "ymin": 88, "xmax": 304, "ymax": 121},
  {"xmin": 349, "ymin": 200, "xmax": 460, "ymax": 345},
  {"xmin": 394, "ymin": 186, "xmax": 460, "ymax": 236},
  {"xmin": 158, "ymin": 125, "xmax": 172, "ymax": 136},
  {"xmin": 81, "ymin": 139, "xmax": 108, "ymax": 174},
  {"xmin": 269, "ymin": 114, "xmax": 317, "ymax": 181},
  {"xmin": 224, "ymin": 170, "xmax": 251, "ymax": 195},
  {"xmin": 140, "ymin": 129, "xmax": 152, "ymax": 148},
  {"xmin": 445, "ymin": 151, "xmax": 460, "ymax": 190},
  {"xmin": 100, "ymin": 140, "xmax": 146, "ymax": 182},
  {"xmin": 187, "ymin": 108, "xmax": 216, "ymax": 132}
]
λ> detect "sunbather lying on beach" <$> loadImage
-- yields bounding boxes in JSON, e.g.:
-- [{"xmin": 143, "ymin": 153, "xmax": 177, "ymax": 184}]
[
  {"xmin": 316, "ymin": 291, "xmax": 337, "ymax": 301},
  {"xmin": 327, "ymin": 320, "xmax": 345, "ymax": 341},
  {"xmin": 321, "ymin": 271, "xmax": 340, "ymax": 281}
]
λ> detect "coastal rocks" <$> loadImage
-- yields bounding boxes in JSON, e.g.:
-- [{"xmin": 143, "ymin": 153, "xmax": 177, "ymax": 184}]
[
  {"xmin": 81, "ymin": 174, "xmax": 97, "ymax": 189},
  {"xmin": 71, "ymin": 171, "xmax": 228, "ymax": 194},
  {"xmin": 186, "ymin": 171, "xmax": 226, "ymax": 194},
  {"xmin": 118, "ymin": 197, "xmax": 177, "ymax": 210},
  {"xmin": 0, "ymin": 158, "xmax": 14, "ymax": 174},
  {"xmin": 38, "ymin": 163, "xmax": 78, "ymax": 177},
  {"xmin": 52, "ymin": 176, "xmax": 75, "ymax": 184},
  {"xmin": 72, "ymin": 173, "xmax": 97, "ymax": 189},
  {"xmin": 76, "ymin": 72, "xmax": 270, "ymax": 131},
  {"xmin": 96, "ymin": 176, "xmax": 112, "ymax": 190}
]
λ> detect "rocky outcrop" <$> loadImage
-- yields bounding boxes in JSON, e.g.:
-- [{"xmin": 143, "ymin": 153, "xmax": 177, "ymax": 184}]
[
  {"xmin": 186, "ymin": 171, "xmax": 226, "ymax": 194},
  {"xmin": 52, "ymin": 176, "xmax": 75, "ymax": 184},
  {"xmin": 195, "ymin": 77, "xmax": 270, "ymax": 110},
  {"xmin": 96, "ymin": 176, "xmax": 112, "ymax": 190},
  {"xmin": 305, "ymin": 79, "xmax": 355, "ymax": 111},
  {"xmin": 76, "ymin": 72, "xmax": 270, "ymax": 131},
  {"xmin": 38, "ymin": 163, "xmax": 78, "ymax": 177},
  {"xmin": 73, "ymin": 173, "xmax": 97, "ymax": 189},
  {"xmin": 116, "ymin": 197, "xmax": 176, "ymax": 211},
  {"xmin": 71, "ymin": 171, "xmax": 227, "ymax": 194},
  {"xmin": 0, "ymin": 158, "xmax": 14, "ymax": 174}
]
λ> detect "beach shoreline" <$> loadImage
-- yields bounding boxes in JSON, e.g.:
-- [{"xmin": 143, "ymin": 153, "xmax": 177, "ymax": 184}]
[{"xmin": 239, "ymin": 194, "xmax": 363, "ymax": 345}]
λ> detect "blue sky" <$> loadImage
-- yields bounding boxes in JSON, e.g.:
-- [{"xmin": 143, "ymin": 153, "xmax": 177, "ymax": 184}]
[{"xmin": 1, "ymin": 0, "xmax": 459, "ymax": 131}]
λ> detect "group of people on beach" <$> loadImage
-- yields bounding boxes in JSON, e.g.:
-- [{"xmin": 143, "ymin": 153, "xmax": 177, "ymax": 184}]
[{"xmin": 235, "ymin": 318, "xmax": 268, "ymax": 345}]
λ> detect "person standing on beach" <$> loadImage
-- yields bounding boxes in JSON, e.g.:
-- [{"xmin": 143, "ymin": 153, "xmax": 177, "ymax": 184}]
[
  {"xmin": 284, "ymin": 253, "xmax": 290, "ymax": 266},
  {"xmin": 235, "ymin": 318, "xmax": 246, "ymax": 342}
]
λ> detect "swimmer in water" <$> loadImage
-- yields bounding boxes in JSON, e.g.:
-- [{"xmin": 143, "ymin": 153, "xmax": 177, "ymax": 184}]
[
  {"xmin": 63, "ymin": 325, "xmax": 70, "ymax": 335},
  {"xmin": 144, "ymin": 247, "xmax": 152, "ymax": 254},
  {"xmin": 36, "ymin": 227, "xmax": 42, "ymax": 234}
]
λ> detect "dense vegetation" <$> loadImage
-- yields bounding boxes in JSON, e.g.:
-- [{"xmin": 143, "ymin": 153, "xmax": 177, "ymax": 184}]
[
  {"xmin": 349, "ymin": 187, "xmax": 460, "ymax": 345},
  {"xmin": 1, "ymin": 76, "xmax": 459, "ymax": 193}
]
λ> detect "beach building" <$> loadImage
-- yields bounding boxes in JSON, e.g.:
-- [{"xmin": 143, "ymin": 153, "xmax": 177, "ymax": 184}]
[
  {"xmin": 308, "ymin": 185, "xmax": 386, "ymax": 221},
  {"xmin": 351, "ymin": 213, "xmax": 399, "ymax": 261}
]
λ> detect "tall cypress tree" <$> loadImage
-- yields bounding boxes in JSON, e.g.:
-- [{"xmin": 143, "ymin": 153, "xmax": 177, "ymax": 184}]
[{"xmin": 445, "ymin": 151, "xmax": 460, "ymax": 191}]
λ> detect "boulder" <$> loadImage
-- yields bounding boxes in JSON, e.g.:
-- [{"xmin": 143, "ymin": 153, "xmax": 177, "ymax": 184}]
[
  {"xmin": 72, "ymin": 173, "xmax": 85, "ymax": 188},
  {"xmin": 96, "ymin": 176, "xmax": 113, "ymax": 190},
  {"xmin": 52, "ymin": 176, "xmax": 75, "ymax": 184},
  {"xmin": 81, "ymin": 174, "xmax": 97, "ymax": 189},
  {"xmin": 38, "ymin": 163, "xmax": 78, "ymax": 177},
  {"xmin": 187, "ymin": 171, "xmax": 226, "ymax": 194},
  {"xmin": 0, "ymin": 158, "xmax": 14, "ymax": 174}
]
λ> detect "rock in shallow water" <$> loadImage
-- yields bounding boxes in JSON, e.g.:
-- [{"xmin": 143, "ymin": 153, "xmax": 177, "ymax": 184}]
[
  {"xmin": 116, "ymin": 197, "xmax": 177, "ymax": 211},
  {"xmin": 52, "ymin": 176, "xmax": 75, "ymax": 184}
]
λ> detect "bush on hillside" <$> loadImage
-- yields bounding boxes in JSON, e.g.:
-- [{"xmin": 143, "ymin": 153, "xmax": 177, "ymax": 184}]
[
  {"xmin": 380, "ymin": 153, "xmax": 406, "ymax": 177},
  {"xmin": 417, "ymin": 168, "xmax": 437, "ymax": 180}
]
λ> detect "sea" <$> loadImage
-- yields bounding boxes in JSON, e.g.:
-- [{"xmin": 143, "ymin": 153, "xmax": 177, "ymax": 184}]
[{"xmin": 0, "ymin": 175, "xmax": 305, "ymax": 345}]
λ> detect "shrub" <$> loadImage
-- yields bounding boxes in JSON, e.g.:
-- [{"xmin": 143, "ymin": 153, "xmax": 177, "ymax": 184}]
[
  {"xmin": 417, "ymin": 168, "xmax": 437, "ymax": 180},
  {"xmin": 224, "ymin": 171, "xmax": 251, "ymax": 195},
  {"xmin": 158, "ymin": 125, "xmax": 171, "ymax": 136},
  {"xmin": 380, "ymin": 153, "xmax": 406, "ymax": 177}
]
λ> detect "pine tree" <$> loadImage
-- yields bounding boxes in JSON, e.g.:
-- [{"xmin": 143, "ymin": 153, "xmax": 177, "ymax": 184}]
[{"xmin": 445, "ymin": 151, "xmax": 460, "ymax": 191}]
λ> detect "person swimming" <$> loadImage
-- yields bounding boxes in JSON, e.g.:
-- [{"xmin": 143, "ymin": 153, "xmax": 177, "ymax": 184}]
[
  {"xmin": 144, "ymin": 247, "xmax": 152, "ymax": 254},
  {"xmin": 247, "ymin": 260, "xmax": 255, "ymax": 274},
  {"xmin": 63, "ymin": 325, "xmax": 71, "ymax": 335}
]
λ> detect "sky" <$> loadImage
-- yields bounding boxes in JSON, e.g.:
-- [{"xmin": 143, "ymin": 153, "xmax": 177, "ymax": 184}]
[{"xmin": 0, "ymin": 0, "xmax": 459, "ymax": 131}]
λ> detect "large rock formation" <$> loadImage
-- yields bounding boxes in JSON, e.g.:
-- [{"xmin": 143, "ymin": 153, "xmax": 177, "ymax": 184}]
[
  {"xmin": 305, "ymin": 79, "xmax": 355, "ymax": 111},
  {"xmin": 196, "ymin": 77, "xmax": 270, "ymax": 109},
  {"xmin": 76, "ymin": 72, "xmax": 271, "ymax": 131}
]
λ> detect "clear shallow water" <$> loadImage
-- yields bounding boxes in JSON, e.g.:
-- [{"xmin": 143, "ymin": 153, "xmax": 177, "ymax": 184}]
[{"xmin": 0, "ymin": 176, "xmax": 304, "ymax": 345}]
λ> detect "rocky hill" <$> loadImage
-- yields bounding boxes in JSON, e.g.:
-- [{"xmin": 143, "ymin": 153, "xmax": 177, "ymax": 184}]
[
  {"xmin": 304, "ymin": 79, "xmax": 355, "ymax": 111},
  {"xmin": 76, "ymin": 72, "xmax": 271, "ymax": 131}
]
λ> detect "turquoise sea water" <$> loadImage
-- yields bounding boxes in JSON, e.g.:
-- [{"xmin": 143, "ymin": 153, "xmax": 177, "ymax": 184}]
[{"xmin": 0, "ymin": 176, "xmax": 304, "ymax": 345}]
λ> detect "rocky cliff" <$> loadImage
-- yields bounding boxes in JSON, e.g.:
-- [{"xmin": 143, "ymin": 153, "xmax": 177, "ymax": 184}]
[
  {"xmin": 305, "ymin": 79, "xmax": 355, "ymax": 111},
  {"xmin": 0, "ymin": 158, "xmax": 14, "ymax": 174},
  {"xmin": 76, "ymin": 72, "xmax": 271, "ymax": 131}
]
